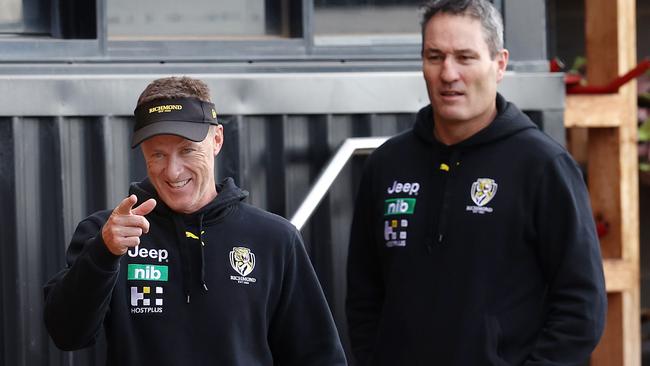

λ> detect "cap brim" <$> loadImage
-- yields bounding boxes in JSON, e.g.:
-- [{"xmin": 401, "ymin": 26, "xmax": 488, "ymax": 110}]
[{"xmin": 131, "ymin": 121, "xmax": 211, "ymax": 148}]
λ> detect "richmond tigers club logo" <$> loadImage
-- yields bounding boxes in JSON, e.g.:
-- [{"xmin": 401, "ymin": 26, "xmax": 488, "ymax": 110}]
[
  {"xmin": 471, "ymin": 178, "xmax": 498, "ymax": 207},
  {"xmin": 230, "ymin": 247, "xmax": 256, "ymax": 277}
]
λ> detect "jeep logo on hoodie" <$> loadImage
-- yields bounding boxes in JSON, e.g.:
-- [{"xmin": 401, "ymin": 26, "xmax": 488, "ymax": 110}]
[
  {"xmin": 127, "ymin": 245, "xmax": 169, "ymax": 262},
  {"xmin": 386, "ymin": 181, "xmax": 420, "ymax": 195}
]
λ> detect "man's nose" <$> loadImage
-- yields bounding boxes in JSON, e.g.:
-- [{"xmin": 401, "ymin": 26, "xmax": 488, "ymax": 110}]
[
  {"xmin": 165, "ymin": 155, "xmax": 183, "ymax": 178},
  {"xmin": 440, "ymin": 58, "xmax": 460, "ymax": 82}
]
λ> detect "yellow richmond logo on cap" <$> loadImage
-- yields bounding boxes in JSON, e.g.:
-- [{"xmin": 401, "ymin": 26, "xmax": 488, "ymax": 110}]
[
  {"xmin": 149, "ymin": 104, "xmax": 183, "ymax": 114},
  {"xmin": 211, "ymin": 108, "xmax": 217, "ymax": 119}
]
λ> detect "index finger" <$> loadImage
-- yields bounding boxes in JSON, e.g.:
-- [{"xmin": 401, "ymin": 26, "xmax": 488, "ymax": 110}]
[{"xmin": 113, "ymin": 195, "xmax": 138, "ymax": 215}]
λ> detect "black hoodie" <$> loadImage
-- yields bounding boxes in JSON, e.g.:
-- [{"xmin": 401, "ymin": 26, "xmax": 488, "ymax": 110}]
[
  {"xmin": 346, "ymin": 94, "xmax": 606, "ymax": 366},
  {"xmin": 44, "ymin": 178, "xmax": 346, "ymax": 366}
]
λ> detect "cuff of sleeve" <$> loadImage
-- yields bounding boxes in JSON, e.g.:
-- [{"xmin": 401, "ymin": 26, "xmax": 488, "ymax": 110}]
[{"xmin": 87, "ymin": 235, "xmax": 122, "ymax": 272}]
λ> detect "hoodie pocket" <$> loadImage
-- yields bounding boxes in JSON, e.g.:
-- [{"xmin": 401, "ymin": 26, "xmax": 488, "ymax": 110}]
[{"xmin": 485, "ymin": 316, "xmax": 511, "ymax": 366}]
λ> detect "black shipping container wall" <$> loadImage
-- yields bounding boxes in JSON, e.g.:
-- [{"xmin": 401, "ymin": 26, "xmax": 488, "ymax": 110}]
[{"xmin": 0, "ymin": 70, "xmax": 563, "ymax": 366}]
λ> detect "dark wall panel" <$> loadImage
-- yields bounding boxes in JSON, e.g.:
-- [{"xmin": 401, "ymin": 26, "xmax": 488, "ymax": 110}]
[{"xmin": 1, "ymin": 117, "xmax": 17, "ymax": 366}]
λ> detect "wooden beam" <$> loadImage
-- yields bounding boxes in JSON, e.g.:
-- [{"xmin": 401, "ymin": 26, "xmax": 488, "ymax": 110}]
[
  {"xmin": 583, "ymin": 0, "xmax": 639, "ymax": 365},
  {"xmin": 566, "ymin": 127, "xmax": 589, "ymax": 165},
  {"xmin": 591, "ymin": 293, "xmax": 624, "ymax": 366},
  {"xmin": 603, "ymin": 259, "xmax": 639, "ymax": 292},
  {"xmin": 592, "ymin": 290, "xmax": 642, "ymax": 366},
  {"xmin": 588, "ymin": 128, "xmax": 622, "ymax": 259},
  {"xmin": 614, "ymin": 0, "xmax": 639, "ymax": 264},
  {"xmin": 564, "ymin": 94, "xmax": 626, "ymax": 128},
  {"xmin": 623, "ymin": 289, "xmax": 642, "ymax": 366},
  {"xmin": 585, "ymin": 0, "xmax": 619, "ymax": 83}
]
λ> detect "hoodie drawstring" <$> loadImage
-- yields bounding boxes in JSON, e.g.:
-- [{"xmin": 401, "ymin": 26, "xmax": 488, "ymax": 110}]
[
  {"xmin": 432, "ymin": 149, "xmax": 461, "ymax": 247},
  {"xmin": 197, "ymin": 213, "xmax": 208, "ymax": 292},
  {"xmin": 173, "ymin": 215, "xmax": 193, "ymax": 304},
  {"xmin": 175, "ymin": 214, "xmax": 209, "ymax": 304}
]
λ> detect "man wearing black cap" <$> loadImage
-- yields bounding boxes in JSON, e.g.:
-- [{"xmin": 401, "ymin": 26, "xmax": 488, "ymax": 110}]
[{"xmin": 44, "ymin": 76, "xmax": 347, "ymax": 366}]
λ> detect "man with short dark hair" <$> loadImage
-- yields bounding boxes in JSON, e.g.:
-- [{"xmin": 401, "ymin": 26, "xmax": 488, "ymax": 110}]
[
  {"xmin": 345, "ymin": 1, "xmax": 607, "ymax": 365},
  {"xmin": 44, "ymin": 76, "xmax": 347, "ymax": 366}
]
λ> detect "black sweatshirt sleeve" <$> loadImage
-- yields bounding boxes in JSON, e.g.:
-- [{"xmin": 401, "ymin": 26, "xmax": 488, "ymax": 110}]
[
  {"xmin": 346, "ymin": 162, "xmax": 384, "ymax": 366},
  {"xmin": 43, "ymin": 212, "xmax": 121, "ymax": 351},
  {"xmin": 268, "ymin": 229, "xmax": 347, "ymax": 366},
  {"xmin": 525, "ymin": 153, "xmax": 607, "ymax": 364}
]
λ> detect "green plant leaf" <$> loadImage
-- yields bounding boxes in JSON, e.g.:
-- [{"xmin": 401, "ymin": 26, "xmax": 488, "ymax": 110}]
[
  {"xmin": 640, "ymin": 162, "xmax": 650, "ymax": 172},
  {"xmin": 570, "ymin": 56, "xmax": 587, "ymax": 73},
  {"xmin": 640, "ymin": 119, "xmax": 650, "ymax": 141}
]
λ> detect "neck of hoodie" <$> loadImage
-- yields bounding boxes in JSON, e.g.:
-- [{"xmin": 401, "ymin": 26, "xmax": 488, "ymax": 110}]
[
  {"xmin": 131, "ymin": 177, "xmax": 247, "ymax": 220},
  {"xmin": 414, "ymin": 93, "xmax": 538, "ymax": 149},
  {"xmin": 433, "ymin": 101, "xmax": 498, "ymax": 146}
]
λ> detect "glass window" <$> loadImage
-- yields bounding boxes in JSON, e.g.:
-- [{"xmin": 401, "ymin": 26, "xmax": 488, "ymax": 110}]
[
  {"xmin": 313, "ymin": 0, "xmax": 421, "ymax": 37},
  {"xmin": 107, "ymin": 0, "xmax": 288, "ymax": 40},
  {"xmin": 0, "ymin": 0, "xmax": 50, "ymax": 35}
]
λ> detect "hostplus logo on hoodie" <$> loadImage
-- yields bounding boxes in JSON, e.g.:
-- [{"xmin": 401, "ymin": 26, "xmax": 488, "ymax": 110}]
[{"xmin": 130, "ymin": 286, "xmax": 164, "ymax": 314}]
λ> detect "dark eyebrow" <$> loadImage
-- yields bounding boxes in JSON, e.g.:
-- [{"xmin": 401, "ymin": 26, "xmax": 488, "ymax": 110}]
[
  {"xmin": 179, "ymin": 139, "xmax": 199, "ymax": 148},
  {"xmin": 149, "ymin": 148, "xmax": 166, "ymax": 155},
  {"xmin": 455, "ymin": 49, "xmax": 479, "ymax": 55},
  {"xmin": 423, "ymin": 48, "xmax": 478, "ymax": 55},
  {"xmin": 423, "ymin": 48, "xmax": 443, "ymax": 54}
]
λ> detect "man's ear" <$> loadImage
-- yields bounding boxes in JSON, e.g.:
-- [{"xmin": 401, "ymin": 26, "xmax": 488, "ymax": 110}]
[
  {"xmin": 213, "ymin": 125, "xmax": 224, "ymax": 156},
  {"xmin": 495, "ymin": 48, "xmax": 509, "ymax": 82}
]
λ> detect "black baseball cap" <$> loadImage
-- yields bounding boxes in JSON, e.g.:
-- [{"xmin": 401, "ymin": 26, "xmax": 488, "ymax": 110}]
[{"xmin": 132, "ymin": 97, "xmax": 219, "ymax": 148}]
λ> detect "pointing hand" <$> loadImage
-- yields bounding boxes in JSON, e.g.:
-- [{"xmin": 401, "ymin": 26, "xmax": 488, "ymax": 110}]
[{"xmin": 101, "ymin": 195, "xmax": 157, "ymax": 256}]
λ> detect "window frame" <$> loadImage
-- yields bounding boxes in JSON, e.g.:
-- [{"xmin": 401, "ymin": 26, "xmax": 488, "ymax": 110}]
[{"xmin": 0, "ymin": 0, "xmax": 424, "ymax": 63}]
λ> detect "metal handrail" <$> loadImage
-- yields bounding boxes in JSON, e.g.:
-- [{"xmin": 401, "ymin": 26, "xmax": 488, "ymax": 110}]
[{"xmin": 290, "ymin": 136, "xmax": 388, "ymax": 230}]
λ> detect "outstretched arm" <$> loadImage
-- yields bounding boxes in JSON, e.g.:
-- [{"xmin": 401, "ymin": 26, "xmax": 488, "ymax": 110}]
[{"xmin": 43, "ymin": 195, "xmax": 156, "ymax": 350}]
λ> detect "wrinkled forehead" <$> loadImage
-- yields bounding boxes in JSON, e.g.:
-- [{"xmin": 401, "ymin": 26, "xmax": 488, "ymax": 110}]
[
  {"xmin": 140, "ymin": 133, "xmax": 204, "ymax": 151},
  {"xmin": 423, "ymin": 14, "xmax": 490, "ymax": 53}
]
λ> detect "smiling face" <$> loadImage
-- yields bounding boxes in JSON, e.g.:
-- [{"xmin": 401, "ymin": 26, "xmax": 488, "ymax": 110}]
[
  {"xmin": 141, "ymin": 125, "xmax": 223, "ymax": 214},
  {"xmin": 422, "ymin": 13, "xmax": 508, "ymax": 143}
]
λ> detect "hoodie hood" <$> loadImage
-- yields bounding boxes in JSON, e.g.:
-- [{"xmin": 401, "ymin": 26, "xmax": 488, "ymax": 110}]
[
  {"xmin": 129, "ymin": 177, "xmax": 248, "ymax": 303},
  {"xmin": 129, "ymin": 176, "xmax": 248, "ymax": 219},
  {"xmin": 413, "ymin": 93, "xmax": 538, "ymax": 147}
]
